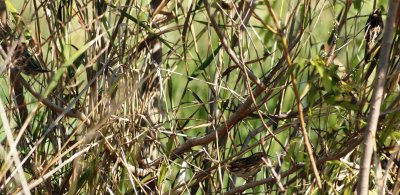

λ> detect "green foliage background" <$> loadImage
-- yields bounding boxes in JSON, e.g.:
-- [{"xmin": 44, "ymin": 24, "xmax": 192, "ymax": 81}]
[{"xmin": 0, "ymin": 0, "xmax": 399, "ymax": 194}]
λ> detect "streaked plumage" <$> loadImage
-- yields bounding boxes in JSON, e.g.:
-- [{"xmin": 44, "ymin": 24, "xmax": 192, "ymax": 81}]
[
  {"xmin": 217, "ymin": 0, "xmax": 234, "ymax": 10},
  {"xmin": 364, "ymin": 9, "xmax": 383, "ymax": 62},
  {"xmin": 12, "ymin": 42, "xmax": 49, "ymax": 75},
  {"xmin": 227, "ymin": 152, "xmax": 266, "ymax": 178}
]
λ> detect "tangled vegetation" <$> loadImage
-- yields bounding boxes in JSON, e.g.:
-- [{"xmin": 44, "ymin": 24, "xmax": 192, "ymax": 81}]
[{"xmin": 0, "ymin": 0, "xmax": 399, "ymax": 194}]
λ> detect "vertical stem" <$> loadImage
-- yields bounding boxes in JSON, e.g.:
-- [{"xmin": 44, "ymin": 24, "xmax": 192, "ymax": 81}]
[
  {"xmin": 264, "ymin": 0, "xmax": 323, "ymax": 191},
  {"xmin": 357, "ymin": 1, "xmax": 399, "ymax": 194}
]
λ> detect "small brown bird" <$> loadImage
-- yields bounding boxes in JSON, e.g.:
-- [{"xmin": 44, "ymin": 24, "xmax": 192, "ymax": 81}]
[
  {"xmin": 364, "ymin": 9, "xmax": 384, "ymax": 62},
  {"xmin": 217, "ymin": 0, "xmax": 234, "ymax": 10},
  {"xmin": 11, "ymin": 42, "xmax": 50, "ymax": 75},
  {"xmin": 227, "ymin": 152, "xmax": 267, "ymax": 178}
]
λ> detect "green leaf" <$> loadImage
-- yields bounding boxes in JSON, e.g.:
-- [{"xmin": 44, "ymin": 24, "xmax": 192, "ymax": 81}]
[
  {"xmin": 310, "ymin": 59, "xmax": 325, "ymax": 77},
  {"xmin": 4, "ymin": 1, "xmax": 17, "ymax": 13},
  {"xmin": 353, "ymin": 0, "xmax": 362, "ymax": 10},
  {"xmin": 44, "ymin": 36, "xmax": 102, "ymax": 97},
  {"xmin": 307, "ymin": 83, "xmax": 318, "ymax": 105},
  {"xmin": 190, "ymin": 44, "xmax": 222, "ymax": 78},
  {"xmin": 77, "ymin": 165, "xmax": 94, "ymax": 190},
  {"xmin": 158, "ymin": 161, "xmax": 168, "ymax": 187},
  {"xmin": 326, "ymin": 93, "xmax": 358, "ymax": 110},
  {"xmin": 322, "ymin": 74, "xmax": 333, "ymax": 92}
]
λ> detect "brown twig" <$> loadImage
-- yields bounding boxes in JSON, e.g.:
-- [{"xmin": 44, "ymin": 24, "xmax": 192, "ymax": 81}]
[
  {"xmin": 264, "ymin": 0, "xmax": 323, "ymax": 191},
  {"xmin": 16, "ymin": 73, "xmax": 90, "ymax": 125},
  {"xmin": 169, "ymin": 0, "xmax": 267, "ymax": 160}
]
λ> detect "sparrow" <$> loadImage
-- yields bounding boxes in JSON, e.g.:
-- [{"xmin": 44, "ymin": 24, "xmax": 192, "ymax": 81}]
[
  {"xmin": 227, "ymin": 152, "xmax": 267, "ymax": 178},
  {"xmin": 11, "ymin": 42, "xmax": 50, "ymax": 75},
  {"xmin": 364, "ymin": 9, "xmax": 384, "ymax": 62}
]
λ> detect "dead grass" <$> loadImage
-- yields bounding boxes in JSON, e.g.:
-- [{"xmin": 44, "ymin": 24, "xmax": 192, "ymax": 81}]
[{"xmin": 0, "ymin": 0, "xmax": 399, "ymax": 194}]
